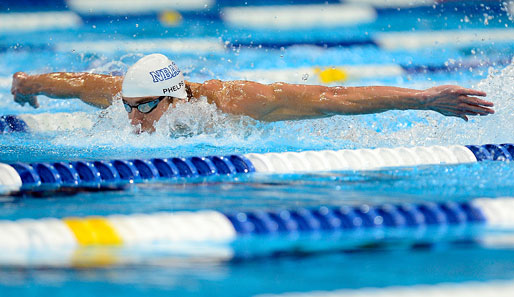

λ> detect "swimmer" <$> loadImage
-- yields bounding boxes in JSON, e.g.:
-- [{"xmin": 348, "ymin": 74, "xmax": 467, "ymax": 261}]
[{"xmin": 11, "ymin": 53, "xmax": 494, "ymax": 133}]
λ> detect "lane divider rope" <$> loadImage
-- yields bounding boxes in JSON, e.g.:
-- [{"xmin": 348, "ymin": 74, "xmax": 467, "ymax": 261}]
[
  {"xmin": 0, "ymin": 198, "xmax": 513, "ymax": 249},
  {"xmin": 0, "ymin": 11, "xmax": 81, "ymax": 32},
  {"xmin": 0, "ymin": 143, "xmax": 512, "ymax": 193},
  {"xmin": 1, "ymin": 113, "xmax": 94, "ymax": 133}
]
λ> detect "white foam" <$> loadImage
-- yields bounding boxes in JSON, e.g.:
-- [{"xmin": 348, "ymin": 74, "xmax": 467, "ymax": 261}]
[
  {"xmin": 222, "ymin": 4, "xmax": 377, "ymax": 29},
  {"xmin": 344, "ymin": 0, "xmax": 435, "ymax": 8},
  {"xmin": 67, "ymin": 0, "xmax": 213, "ymax": 14},
  {"xmin": 48, "ymin": 97, "xmax": 264, "ymax": 150},
  {"xmin": 18, "ymin": 112, "xmax": 95, "ymax": 132},
  {"xmin": 0, "ymin": 76, "xmax": 12, "ymax": 89},
  {"xmin": 228, "ymin": 64, "xmax": 405, "ymax": 84},
  {"xmin": 307, "ymin": 60, "xmax": 514, "ymax": 149},
  {"xmin": 375, "ymin": 29, "xmax": 514, "ymax": 50},
  {"xmin": 55, "ymin": 38, "xmax": 224, "ymax": 53},
  {"xmin": 0, "ymin": 12, "xmax": 81, "ymax": 32},
  {"xmin": 254, "ymin": 280, "xmax": 514, "ymax": 297}
]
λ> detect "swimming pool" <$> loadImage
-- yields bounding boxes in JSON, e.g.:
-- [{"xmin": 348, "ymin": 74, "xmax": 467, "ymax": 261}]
[{"xmin": 1, "ymin": 0, "xmax": 514, "ymax": 296}]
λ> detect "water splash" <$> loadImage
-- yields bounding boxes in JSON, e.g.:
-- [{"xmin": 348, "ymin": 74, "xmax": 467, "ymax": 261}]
[
  {"xmin": 373, "ymin": 59, "xmax": 514, "ymax": 147},
  {"xmin": 283, "ymin": 60, "xmax": 514, "ymax": 149},
  {"xmin": 88, "ymin": 53, "xmax": 144, "ymax": 76}
]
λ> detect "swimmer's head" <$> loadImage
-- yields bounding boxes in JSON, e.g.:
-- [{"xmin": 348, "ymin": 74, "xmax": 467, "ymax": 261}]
[{"xmin": 121, "ymin": 54, "xmax": 187, "ymax": 133}]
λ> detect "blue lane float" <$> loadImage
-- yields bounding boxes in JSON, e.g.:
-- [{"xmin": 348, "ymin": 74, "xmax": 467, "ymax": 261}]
[
  {"xmin": 466, "ymin": 144, "xmax": 514, "ymax": 161},
  {"xmin": 4, "ymin": 155, "xmax": 255, "ymax": 189},
  {"xmin": 0, "ymin": 113, "xmax": 95, "ymax": 134},
  {"xmin": 0, "ymin": 143, "xmax": 512, "ymax": 193},
  {"xmin": 0, "ymin": 115, "xmax": 28, "ymax": 133},
  {"xmin": 224, "ymin": 201, "xmax": 486, "ymax": 235},
  {"xmin": 0, "ymin": 197, "xmax": 512, "ymax": 268},
  {"xmin": 0, "ymin": 197, "xmax": 513, "ymax": 253}
]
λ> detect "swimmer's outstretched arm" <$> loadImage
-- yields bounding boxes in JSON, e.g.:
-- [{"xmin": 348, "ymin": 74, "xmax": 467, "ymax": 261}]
[
  {"xmin": 11, "ymin": 72, "xmax": 122, "ymax": 108},
  {"xmin": 196, "ymin": 80, "xmax": 494, "ymax": 121}
]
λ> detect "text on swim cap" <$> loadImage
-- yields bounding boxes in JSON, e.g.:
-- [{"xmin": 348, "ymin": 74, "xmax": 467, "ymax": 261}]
[
  {"xmin": 163, "ymin": 81, "xmax": 184, "ymax": 94},
  {"xmin": 149, "ymin": 62, "xmax": 181, "ymax": 83}
]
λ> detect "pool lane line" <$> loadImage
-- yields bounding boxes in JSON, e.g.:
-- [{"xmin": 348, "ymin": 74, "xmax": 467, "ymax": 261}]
[
  {"xmin": 226, "ymin": 58, "xmax": 511, "ymax": 83},
  {"xmin": 0, "ymin": 115, "xmax": 29, "ymax": 133},
  {"xmin": 2, "ymin": 155, "xmax": 254, "ymax": 189},
  {"xmin": 3, "ymin": 28, "xmax": 514, "ymax": 53},
  {"xmin": 221, "ymin": 4, "xmax": 377, "ymax": 30},
  {"xmin": 55, "ymin": 38, "xmax": 225, "ymax": 53},
  {"xmin": 375, "ymin": 28, "xmax": 514, "ymax": 51},
  {"xmin": 0, "ymin": 112, "xmax": 94, "ymax": 133},
  {"xmin": 0, "ymin": 11, "xmax": 81, "ymax": 33},
  {"xmin": 67, "ymin": 0, "xmax": 214, "ymax": 15},
  {"xmin": 0, "ymin": 198, "xmax": 513, "ymax": 250},
  {"xmin": 253, "ymin": 279, "xmax": 514, "ymax": 297},
  {"xmin": 0, "ymin": 143, "xmax": 512, "ymax": 193}
]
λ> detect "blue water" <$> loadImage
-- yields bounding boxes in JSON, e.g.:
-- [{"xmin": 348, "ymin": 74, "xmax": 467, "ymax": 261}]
[{"xmin": 1, "ymin": 1, "xmax": 514, "ymax": 296}]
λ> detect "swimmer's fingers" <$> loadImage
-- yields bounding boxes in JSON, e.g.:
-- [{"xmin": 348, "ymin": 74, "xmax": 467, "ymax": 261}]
[
  {"xmin": 457, "ymin": 102, "xmax": 494, "ymax": 115},
  {"xmin": 28, "ymin": 95, "xmax": 40, "ymax": 108},
  {"xmin": 11, "ymin": 72, "xmax": 28, "ymax": 95},
  {"xmin": 437, "ymin": 105, "xmax": 491, "ymax": 121},
  {"xmin": 11, "ymin": 72, "xmax": 39, "ymax": 108},
  {"xmin": 14, "ymin": 93, "xmax": 39, "ymax": 108},
  {"xmin": 453, "ymin": 87, "xmax": 487, "ymax": 97},
  {"xmin": 437, "ymin": 97, "xmax": 494, "ymax": 115},
  {"xmin": 13, "ymin": 94, "xmax": 25, "ymax": 106},
  {"xmin": 459, "ymin": 95, "xmax": 494, "ymax": 107},
  {"xmin": 437, "ymin": 104, "xmax": 491, "ymax": 121}
]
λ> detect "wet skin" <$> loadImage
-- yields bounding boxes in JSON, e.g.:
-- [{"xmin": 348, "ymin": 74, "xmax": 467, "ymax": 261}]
[
  {"xmin": 122, "ymin": 96, "xmax": 175, "ymax": 133},
  {"xmin": 11, "ymin": 72, "xmax": 496, "ymax": 131}
]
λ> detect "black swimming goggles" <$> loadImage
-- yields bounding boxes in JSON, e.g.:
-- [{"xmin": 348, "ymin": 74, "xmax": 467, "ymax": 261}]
[{"xmin": 123, "ymin": 96, "xmax": 166, "ymax": 114}]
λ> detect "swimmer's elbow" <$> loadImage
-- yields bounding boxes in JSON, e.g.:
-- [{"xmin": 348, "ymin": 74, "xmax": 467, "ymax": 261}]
[
  {"xmin": 250, "ymin": 106, "xmax": 328, "ymax": 122},
  {"xmin": 80, "ymin": 94, "xmax": 113, "ymax": 109}
]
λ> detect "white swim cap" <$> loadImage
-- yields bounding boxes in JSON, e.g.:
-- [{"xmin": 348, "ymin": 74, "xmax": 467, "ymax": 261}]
[{"xmin": 122, "ymin": 53, "xmax": 187, "ymax": 99}]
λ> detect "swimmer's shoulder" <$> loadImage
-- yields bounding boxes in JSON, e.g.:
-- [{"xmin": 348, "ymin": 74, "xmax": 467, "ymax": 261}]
[
  {"xmin": 186, "ymin": 79, "xmax": 223, "ymax": 99},
  {"xmin": 200, "ymin": 79, "xmax": 223, "ymax": 89}
]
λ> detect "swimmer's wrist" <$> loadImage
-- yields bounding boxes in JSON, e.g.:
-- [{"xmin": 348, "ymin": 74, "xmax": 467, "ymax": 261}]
[
  {"xmin": 412, "ymin": 90, "xmax": 428, "ymax": 110},
  {"xmin": 14, "ymin": 73, "xmax": 40, "ymax": 95},
  {"xmin": 395, "ymin": 90, "xmax": 425, "ymax": 111}
]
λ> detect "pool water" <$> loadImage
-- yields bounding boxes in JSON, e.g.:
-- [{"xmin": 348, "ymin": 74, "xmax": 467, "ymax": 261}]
[{"xmin": 1, "ymin": 1, "xmax": 514, "ymax": 296}]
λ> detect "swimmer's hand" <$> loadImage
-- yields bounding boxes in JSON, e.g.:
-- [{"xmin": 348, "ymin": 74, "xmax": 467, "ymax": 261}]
[
  {"xmin": 11, "ymin": 72, "xmax": 39, "ymax": 108},
  {"xmin": 421, "ymin": 85, "xmax": 494, "ymax": 121}
]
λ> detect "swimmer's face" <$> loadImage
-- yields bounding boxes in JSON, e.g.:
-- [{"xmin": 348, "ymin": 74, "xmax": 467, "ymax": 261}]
[{"xmin": 122, "ymin": 96, "xmax": 173, "ymax": 133}]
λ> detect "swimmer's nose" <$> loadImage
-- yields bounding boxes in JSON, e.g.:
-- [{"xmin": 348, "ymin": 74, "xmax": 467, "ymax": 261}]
[
  {"xmin": 130, "ymin": 115, "xmax": 142, "ymax": 125},
  {"xmin": 129, "ymin": 112, "xmax": 155, "ymax": 133},
  {"xmin": 129, "ymin": 109, "xmax": 145, "ymax": 123}
]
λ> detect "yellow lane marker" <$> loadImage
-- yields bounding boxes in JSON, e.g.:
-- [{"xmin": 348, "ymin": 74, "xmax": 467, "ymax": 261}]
[
  {"xmin": 159, "ymin": 11, "xmax": 182, "ymax": 27},
  {"xmin": 64, "ymin": 217, "xmax": 123, "ymax": 246},
  {"xmin": 315, "ymin": 67, "xmax": 348, "ymax": 84}
]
